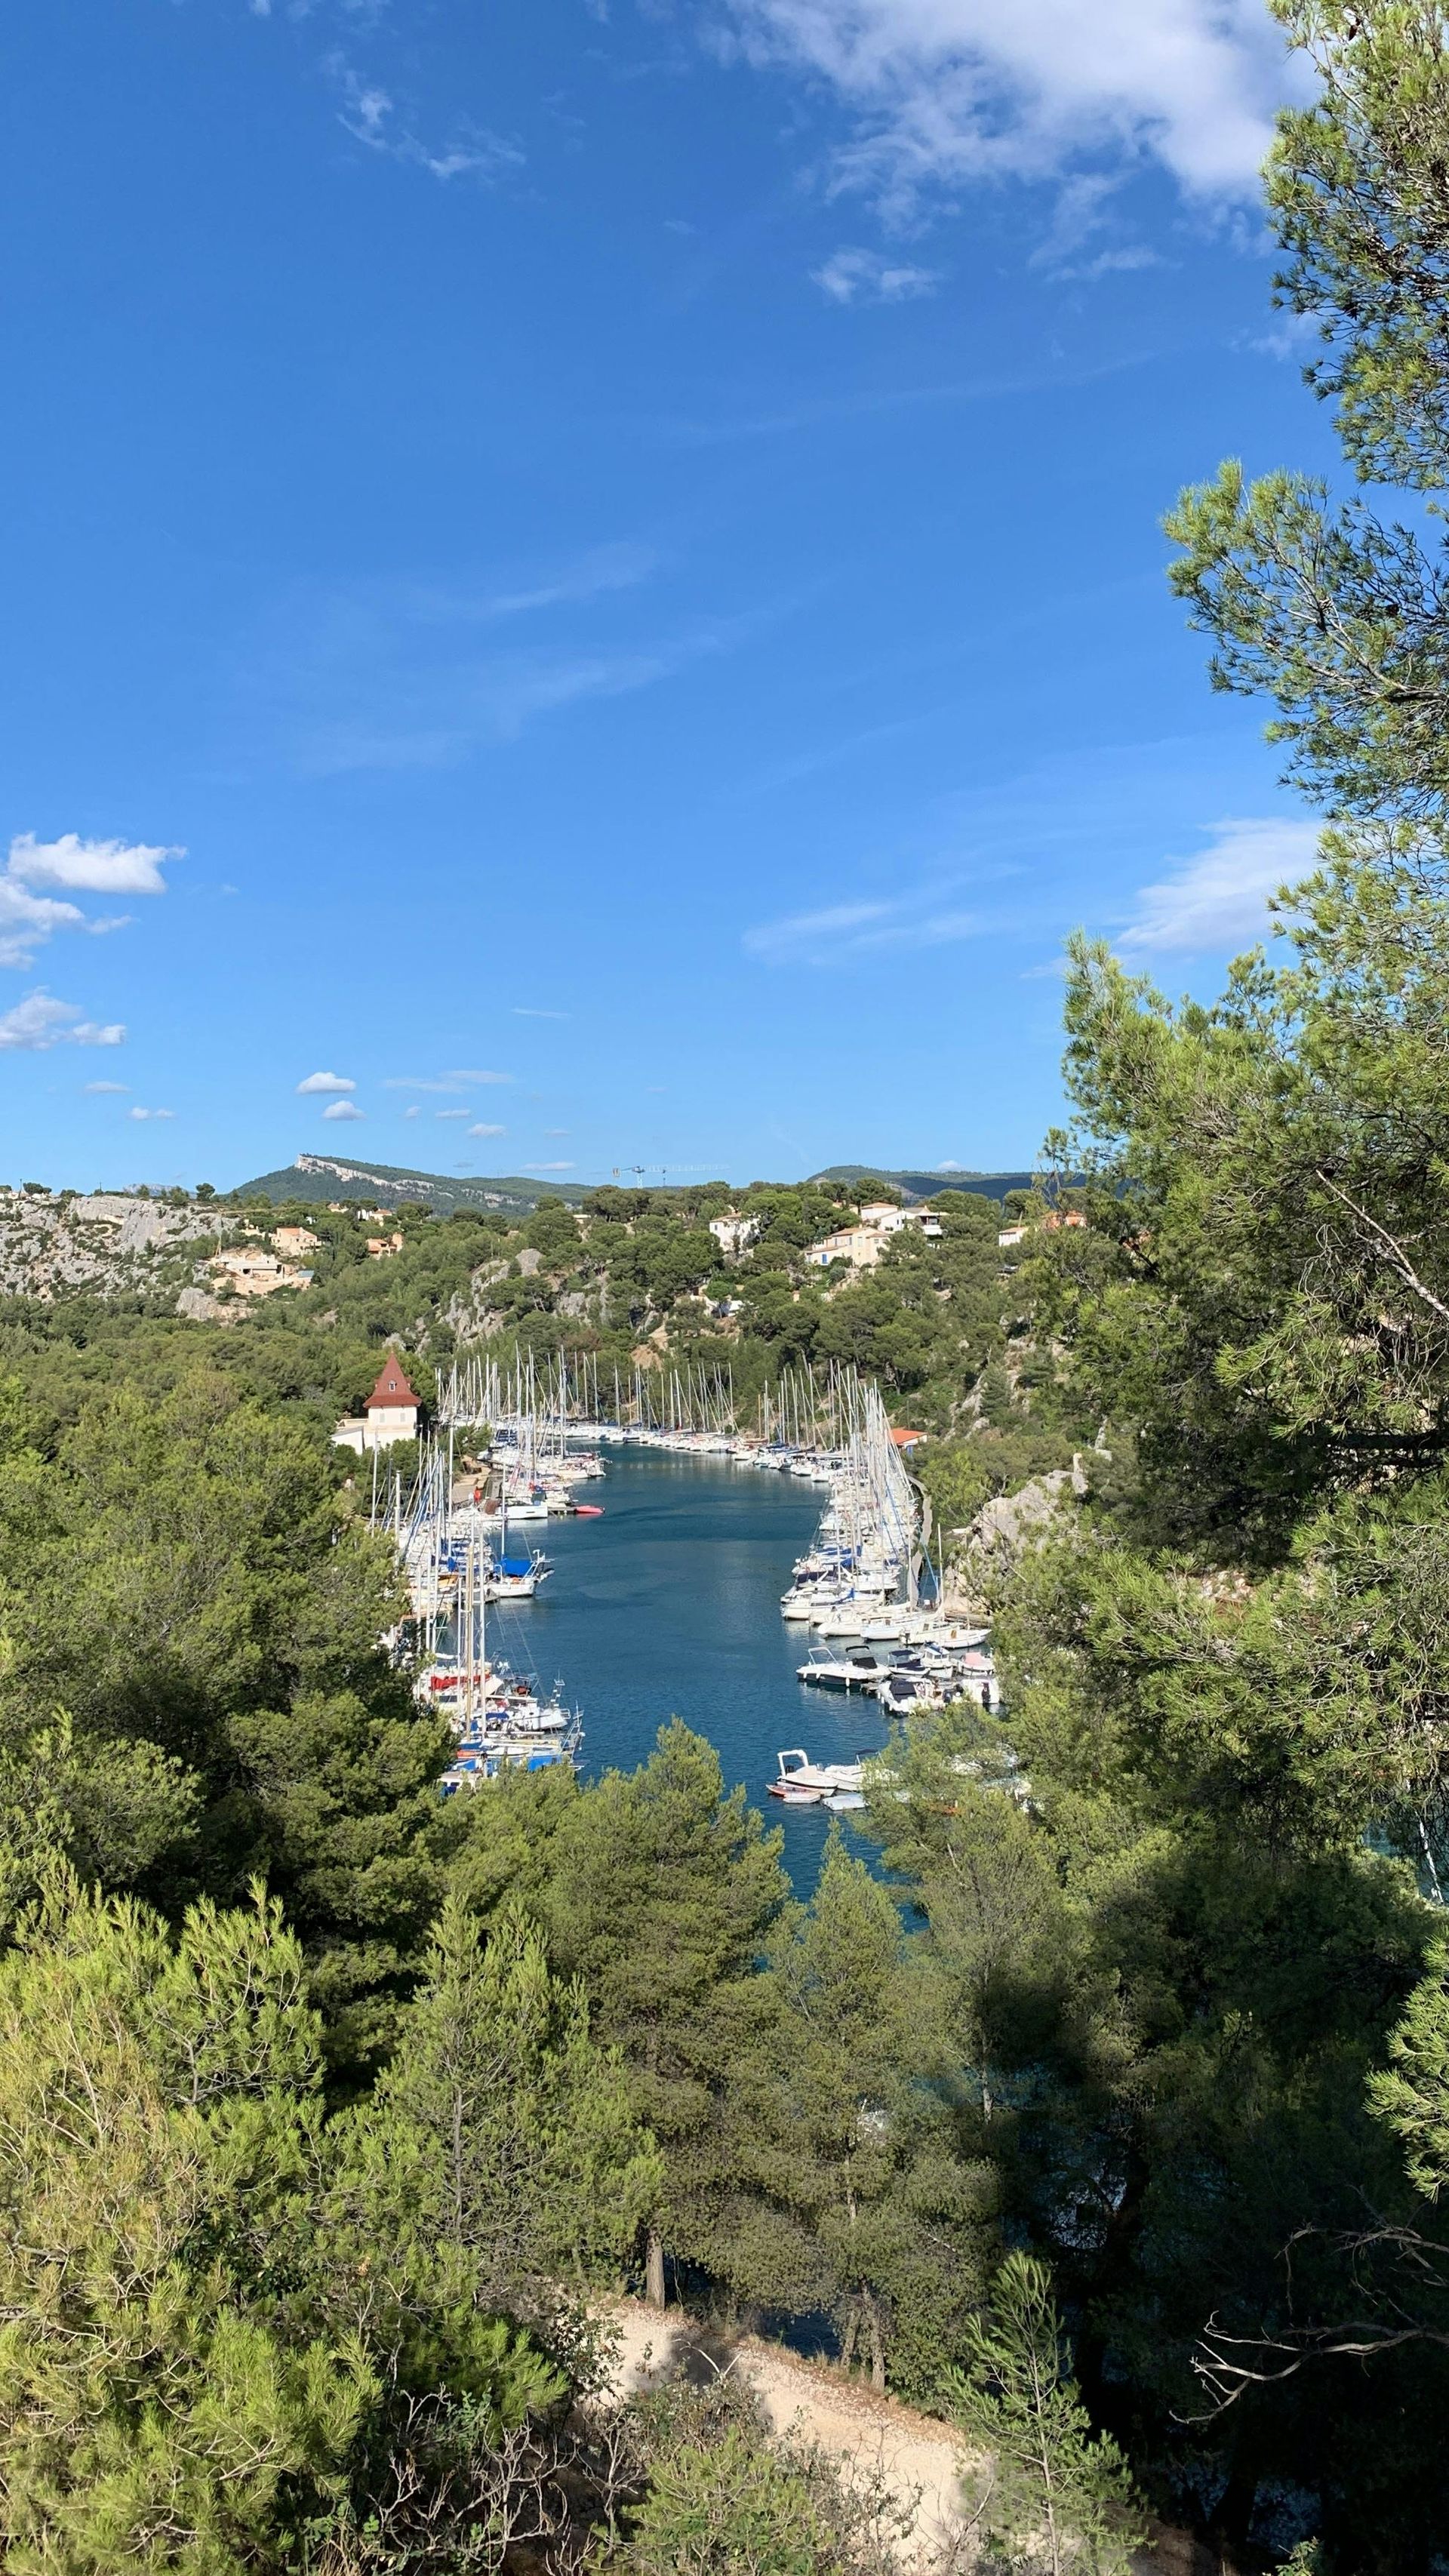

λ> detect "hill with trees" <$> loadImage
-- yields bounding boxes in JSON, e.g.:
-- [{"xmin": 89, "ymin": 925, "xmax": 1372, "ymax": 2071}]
[
  {"xmin": 233, "ymin": 1154, "xmax": 592, "ymax": 1216},
  {"xmin": 229, "ymin": 1156, "xmax": 1038, "ymax": 1218},
  {"xmin": 7, "ymin": 6, "xmax": 1449, "ymax": 2567}
]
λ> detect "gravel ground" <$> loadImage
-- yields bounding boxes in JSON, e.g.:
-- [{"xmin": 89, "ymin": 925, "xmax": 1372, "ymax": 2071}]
[{"xmin": 601, "ymin": 2297, "xmax": 1215, "ymax": 2574}]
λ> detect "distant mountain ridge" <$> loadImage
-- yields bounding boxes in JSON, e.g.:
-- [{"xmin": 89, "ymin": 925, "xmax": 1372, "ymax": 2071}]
[
  {"xmin": 229, "ymin": 1153, "xmax": 1035, "ymax": 1215},
  {"xmin": 810, "ymin": 1165, "xmax": 1035, "ymax": 1205},
  {"xmin": 234, "ymin": 1156, "xmax": 590, "ymax": 1217}
]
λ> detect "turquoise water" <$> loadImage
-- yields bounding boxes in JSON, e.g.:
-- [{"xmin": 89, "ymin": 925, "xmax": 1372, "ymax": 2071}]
[{"xmin": 487, "ymin": 1448, "xmax": 894, "ymax": 1894}]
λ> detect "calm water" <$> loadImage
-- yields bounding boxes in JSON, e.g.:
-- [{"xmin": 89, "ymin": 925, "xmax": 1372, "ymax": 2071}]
[{"xmin": 488, "ymin": 1448, "xmax": 893, "ymax": 1894}]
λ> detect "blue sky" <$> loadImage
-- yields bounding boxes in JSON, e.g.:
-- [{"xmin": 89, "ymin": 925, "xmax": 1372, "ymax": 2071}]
[{"xmin": 3, "ymin": 0, "xmax": 1334, "ymax": 1190}]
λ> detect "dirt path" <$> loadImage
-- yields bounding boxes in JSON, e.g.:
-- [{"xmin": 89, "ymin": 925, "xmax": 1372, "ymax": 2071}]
[
  {"xmin": 604, "ymin": 2297, "xmax": 977, "ymax": 2564},
  {"xmin": 601, "ymin": 2299, "xmax": 1210, "ymax": 2574}
]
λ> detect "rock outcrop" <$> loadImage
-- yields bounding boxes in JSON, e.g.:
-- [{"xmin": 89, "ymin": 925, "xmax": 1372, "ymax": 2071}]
[{"xmin": 946, "ymin": 1456, "xmax": 1088, "ymax": 1614}]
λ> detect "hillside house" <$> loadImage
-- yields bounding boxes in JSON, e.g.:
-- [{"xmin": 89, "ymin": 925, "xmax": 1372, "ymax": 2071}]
[
  {"xmin": 804, "ymin": 1203, "xmax": 944, "ymax": 1270},
  {"xmin": 272, "ymin": 1225, "xmax": 321, "ymax": 1257},
  {"xmin": 208, "ymin": 1248, "xmax": 314, "ymax": 1300},
  {"xmin": 709, "ymin": 1212, "xmax": 760, "ymax": 1260},
  {"xmin": 998, "ymin": 1210, "xmax": 1087, "ymax": 1250}
]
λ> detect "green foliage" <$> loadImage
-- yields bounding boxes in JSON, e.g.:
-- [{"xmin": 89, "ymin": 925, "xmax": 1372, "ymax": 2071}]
[
  {"xmin": 614, "ymin": 2423, "xmax": 840, "ymax": 2576},
  {"xmin": 1367, "ymin": 1943, "xmax": 1449, "ymax": 2197},
  {"xmin": 863, "ymin": 1707, "xmax": 1073, "ymax": 2131},
  {"xmin": 524, "ymin": 1199, "xmax": 584, "ymax": 1262},
  {"xmin": 601, "ymin": 2374, "xmax": 909, "ymax": 2576},
  {"xmin": 1164, "ymin": 2, "xmax": 1449, "ymax": 819},
  {"xmin": 0, "ymin": 1875, "xmax": 371, "ymax": 2572},
  {"xmin": 917, "ymin": 1439, "xmax": 995, "ymax": 1538},
  {"xmin": 0, "ymin": 1368, "xmax": 457, "ymax": 2076},
  {"xmin": 0, "ymin": 1869, "xmax": 623, "ymax": 2572},
  {"xmin": 358, "ymin": 1892, "xmax": 660, "ymax": 2368},
  {"xmin": 1267, "ymin": 0, "xmax": 1449, "ymax": 493},
  {"xmin": 737, "ymin": 1830, "xmax": 992, "ymax": 2403},
  {"xmin": 1044, "ymin": 825, "xmax": 1449, "ymax": 1551},
  {"xmin": 949, "ymin": 2254, "xmax": 1141, "ymax": 2576},
  {"xmin": 547, "ymin": 1722, "xmax": 790, "ymax": 2290}
]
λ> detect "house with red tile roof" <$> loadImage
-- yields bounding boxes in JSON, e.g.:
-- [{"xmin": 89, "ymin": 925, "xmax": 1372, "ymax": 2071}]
[{"xmin": 333, "ymin": 1350, "xmax": 423, "ymax": 1454}]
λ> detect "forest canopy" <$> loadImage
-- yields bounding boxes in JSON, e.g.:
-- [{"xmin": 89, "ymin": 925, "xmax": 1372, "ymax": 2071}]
[{"xmin": 11, "ymin": 4, "xmax": 1449, "ymax": 2571}]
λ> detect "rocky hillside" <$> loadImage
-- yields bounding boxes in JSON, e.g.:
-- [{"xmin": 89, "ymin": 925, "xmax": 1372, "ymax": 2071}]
[{"xmin": 0, "ymin": 1190, "xmax": 221, "ymax": 1302}]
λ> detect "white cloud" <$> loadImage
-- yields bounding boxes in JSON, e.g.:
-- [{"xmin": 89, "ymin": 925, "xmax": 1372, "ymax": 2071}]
[
  {"xmin": 0, "ymin": 882, "xmax": 87, "ymax": 970},
  {"xmin": 322, "ymin": 1099, "xmax": 365, "ymax": 1122},
  {"xmin": 0, "ymin": 991, "xmax": 125, "ymax": 1051},
  {"xmin": 482, "ymin": 546, "xmax": 656, "ymax": 621},
  {"xmin": 9, "ymin": 831, "xmax": 180, "ymax": 897},
  {"xmin": 448, "ymin": 1067, "xmax": 514, "ymax": 1084},
  {"xmin": 297, "ymin": 1069, "xmax": 356, "ymax": 1094},
  {"xmin": 814, "ymin": 246, "xmax": 941, "ymax": 302},
  {"xmin": 1118, "ymin": 815, "xmax": 1321, "ymax": 954},
  {"xmin": 426, "ymin": 649, "xmax": 711, "ymax": 756},
  {"xmin": 84, "ymin": 1080, "xmax": 129, "ymax": 1094},
  {"xmin": 337, "ymin": 67, "xmax": 392, "ymax": 142},
  {"xmin": 402, "ymin": 1105, "xmax": 420, "ymax": 1119},
  {"xmin": 523, "ymin": 1161, "xmax": 575, "ymax": 1171},
  {"xmin": 0, "ymin": 832, "xmax": 177, "ymax": 969},
  {"xmin": 1078, "ymin": 242, "xmax": 1163, "ymax": 275},
  {"xmin": 746, "ymin": 899, "xmax": 891, "ymax": 962},
  {"xmin": 512, "ymin": 1005, "xmax": 571, "ymax": 1020},
  {"xmin": 289, "ymin": 613, "xmax": 737, "ymax": 775},
  {"xmin": 331, "ymin": 57, "xmax": 524, "ymax": 184},
  {"xmin": 128, "ymin": 1106, "xmax": 174, "ymax": 1122},
  {"xmin": 1249, "ymin": 306, "xmax": 1321, "ymax": 362},
  {"xmin": 435, "ymin": 1108, "xmax": 471, "ymax": 1119},
  {"xmin": 724, "ymin": 0, "xmax": 1291, "ymax": 212},
  {"xmin": 468, "ymin": 1122, "xmax": 506, "ymax": 1137},
  {"xmin": 266, "ymin": 548, "xmax": 686, "ymax": 771},
  {"xmin": 744, "ymin": 888, "xmax": 983, "ymax": 965}
]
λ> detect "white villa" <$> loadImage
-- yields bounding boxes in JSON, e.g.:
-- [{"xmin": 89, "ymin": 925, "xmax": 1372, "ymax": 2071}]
[
  {"xmin": 709, "ymin": 1212, "xmax": 760, "ymax": 1260},
  {"xmin": 804, "ymin": 1202, "xmax": 944, "ymax": 1272}
]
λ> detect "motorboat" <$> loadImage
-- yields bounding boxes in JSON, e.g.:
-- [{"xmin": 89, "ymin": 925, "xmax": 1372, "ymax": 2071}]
[
  {"xmin": 780, "ymin": 1587, "xmax": 824, "ymax": 1620},
  {"xmin": 798, "ymin": 1651, "xmax": 891, "ymax": 1691},
  {"xmin": 768, "ymin": 1748, "xmax": 868, "ymax": 1810}
]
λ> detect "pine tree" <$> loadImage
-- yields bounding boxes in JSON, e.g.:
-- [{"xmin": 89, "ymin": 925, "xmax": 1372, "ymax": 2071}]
[
  {"xmin": 741, "ymin": 1830, "xmax": 991, "ymax": 2399},
  {"xmin": 0, "ymin": 1873, "xmax": 374, "ymax": 2572},
  {"xmin": 546, "ymin": 1720, "xmax": 790, "ymax": 2305},
  {"xmin": 1367, "ymin": 1943, "xmax": 1449, "ymax": 2199},
  {"xmin": 359, "ymin": 1891, "xmax": 660, "ymax": 2357},
  {"xmin": 949, "ymin": 2254, "xmax": 1141, "ymax": 2576},
  {"xmin": 0, "ymin": 1370, "xmax": 457, "ymax": 2081}
]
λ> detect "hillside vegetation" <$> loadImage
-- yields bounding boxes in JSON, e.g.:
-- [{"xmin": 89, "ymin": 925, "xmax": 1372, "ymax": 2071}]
[
  {"xmin": 0, "ymin": 1173, "xmax": 1090, "ymax": 1575},
  {"xmin": 8, "ymin": 7, "xmax": 1449, "ymax": 2568}
]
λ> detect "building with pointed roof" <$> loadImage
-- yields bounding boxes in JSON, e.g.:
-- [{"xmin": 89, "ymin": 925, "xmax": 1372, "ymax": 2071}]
[{"xmin": 333, "ymin": 1350, "xmax": 423, "ymax": 1454}]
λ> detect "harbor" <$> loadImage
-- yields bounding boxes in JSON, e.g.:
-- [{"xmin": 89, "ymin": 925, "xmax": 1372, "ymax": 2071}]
[
  {"xmin": 477, "ymin": 1442, "xmax": 893, "ymax": 1886},
  {"xmin": 375, "ymin": 1354, "xmax": 1001, "ymax": 1890}
]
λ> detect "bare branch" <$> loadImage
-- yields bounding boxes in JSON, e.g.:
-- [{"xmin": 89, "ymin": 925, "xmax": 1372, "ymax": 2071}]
[{"xmin": 1315, "ymin": 1168, "xmax": 1449, "ymax": 1322}]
